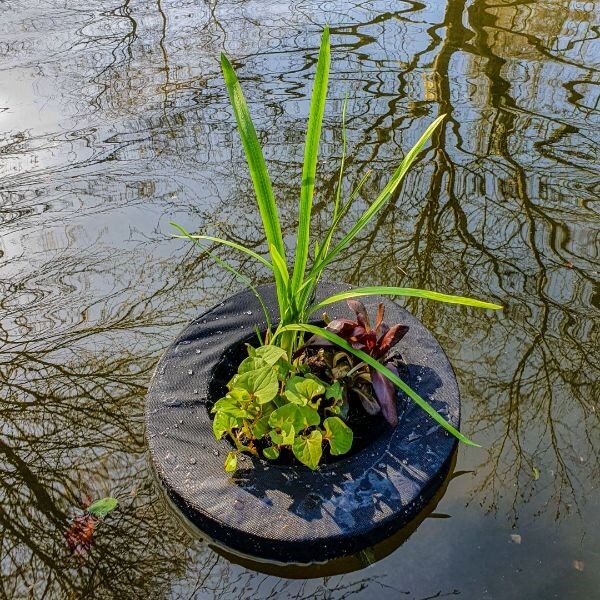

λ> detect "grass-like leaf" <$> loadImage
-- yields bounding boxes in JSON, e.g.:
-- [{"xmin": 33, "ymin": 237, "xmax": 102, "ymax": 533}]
[
  {"xmin": 318, "ymin": 114, "xmax": 446, "ymax": 271},
  {"xmin": 170, "ymin": 229, "xmax": 273, "ymax": 269},
  {"xmin": 310, "ymin": 286, "xmax": 503, "ymax": 314},
  {"xmin": 291, "ymin": 26, "xmax": 331, "ymax": 294},
  {"xmin": 276, "ymin": 323, "xmax": 478, "ymax": 446},
  {"xmin": 220, "ymin": 53, "xmax": 287, "ymax": 311}
]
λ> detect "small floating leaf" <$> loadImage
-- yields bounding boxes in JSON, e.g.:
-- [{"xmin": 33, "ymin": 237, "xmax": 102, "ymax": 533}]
[
  {"xmin": 64, "ymin": 514, "xmax": 98, "ymax": 556},
  {"xmin": 87, "ymin": 497, "xmax": 118, "ymax": 519},
  {"xmin": 532, "ymin": 466, "xmax": 540, "ymax": 480}
]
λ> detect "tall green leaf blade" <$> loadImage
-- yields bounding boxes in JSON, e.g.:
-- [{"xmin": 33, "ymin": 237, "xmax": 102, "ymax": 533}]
[
  {"xmin": 310, "ymin": 286, "xmax": 503, "ymax": 314},
  {"xmin": 220, "ymin": 54, "xmax": 286, "ymax": 262},
  {"xmin": 276, "ymin": 324, "xmax": 479, "ymax": 447},
  {"xmin": 320, "ymin": 114, "xmax": 446, "ymax": 270},
  {"xmin": 291, "ymin": 26, "xmax": 331, "ymax": 294}
]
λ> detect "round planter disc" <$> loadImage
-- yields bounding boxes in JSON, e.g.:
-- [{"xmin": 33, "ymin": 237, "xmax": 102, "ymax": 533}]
[{"xmin": 145, "ymin": 283, "xmax": 460, "ymax": 564}]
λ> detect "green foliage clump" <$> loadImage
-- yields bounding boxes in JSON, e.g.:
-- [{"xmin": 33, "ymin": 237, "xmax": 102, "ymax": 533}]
[{"xmin": 212, "ymin": 344, "xmax": 352, "ymax": 471}]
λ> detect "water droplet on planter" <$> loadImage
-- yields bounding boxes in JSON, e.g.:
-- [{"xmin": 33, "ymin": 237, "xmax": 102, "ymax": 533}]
[
  {"xmin": 213, "ymin": 449, "xmax": 219, "ymax": 457},
  {"xmin": 216, "ymin": 330, "xmax": 222, "ymax": 335},
  {"xmin": 188, "ymin": 370, "xmax": 193, "ymax": 375},
  {"xmin": 193, "ymin": 389, "xmax": 199, "ymax": 394},
  {"xmin": 195, "ymin": 349, "xmax": 201, "ymax": 354},
  {"xmin": 245, "ymin": 310, "xmax": 252, "ymax": 315},
  {"xmin": 189, "ymin": 457, "xmax": 197, "ymax": 465},
  {"xmin": 202, "ymin": 319, "xmax": 207, "ymax": 324}
]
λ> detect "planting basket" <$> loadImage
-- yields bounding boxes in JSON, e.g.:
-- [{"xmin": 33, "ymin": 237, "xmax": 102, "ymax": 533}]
[{"xmin": 145, "ymin": 283, "xmax": 460, "ymax": 564}]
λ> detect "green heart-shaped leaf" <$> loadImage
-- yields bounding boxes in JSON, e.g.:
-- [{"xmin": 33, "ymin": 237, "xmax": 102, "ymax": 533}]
[
  {"xmin": 234, "ymin": 365, "xmax": 278, "ymax": 404},
  {"xmin": 253, "ymin": 345, "xmax": 288, "ymax": 366},
  {"xmin": 269, "ymin": 403, "xmax": 320, "ymax": 432},
  {"xmin": 285, "ymin": 376, "xmax": 325, "ymax": 406},
  {"xmin": 211, "ymin": 398, "xmax": 251, "ymax": 419},
  {"xmin": 269, "ymin": 423, "xmax": 295, "ymax": 445},
  {"xmin": 237, "ymin": 356, "xmax": 270, "ymax": 374},
  {"xmin": 213, "ymin": 412, "xmax": 239, "ymax": 439},
  {"xmin": 252, "ymin": 414, "xmax": 271, "ymax": 438},
  {"xmin": 323, "ymin": 416, "xmax": 353, "ymax": 455},
  {"xmin": 224, "ymin": 451, "xmax": 238, "ymax": 472},
  {"xmin": 263, "ymin": 446, "xmax": 280, "ymax": 460},
  {"xmin": 292, "ymin": 430, "xmax": 323, "ymax": 470}
]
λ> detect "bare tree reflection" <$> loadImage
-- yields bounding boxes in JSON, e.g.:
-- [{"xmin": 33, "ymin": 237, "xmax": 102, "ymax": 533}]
[{"xmin": 1, "ymin": 0, "xmax": 598, "ymax": 597}]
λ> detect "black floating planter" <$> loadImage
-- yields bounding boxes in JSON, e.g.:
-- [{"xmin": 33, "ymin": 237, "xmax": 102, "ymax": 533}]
[{"xmin": 146, "ymin": 283, "xmax": 460, "ymax": 565}]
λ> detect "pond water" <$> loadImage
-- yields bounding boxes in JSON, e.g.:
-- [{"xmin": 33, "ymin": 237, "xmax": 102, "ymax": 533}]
[{"xmin": 1, "ymin": 0, "xmax": 598, "ymax": 597}]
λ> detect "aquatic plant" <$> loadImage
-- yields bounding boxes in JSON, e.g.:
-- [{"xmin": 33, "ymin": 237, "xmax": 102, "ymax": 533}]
[{"xmin": 172, "ymin": 27, "xmax": 501, "ymax": 470}]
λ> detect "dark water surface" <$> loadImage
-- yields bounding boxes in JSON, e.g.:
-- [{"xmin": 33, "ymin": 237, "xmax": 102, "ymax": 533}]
[{"xmin": 1, "ymin": 0, "xmax": 598, "ymax": 598}]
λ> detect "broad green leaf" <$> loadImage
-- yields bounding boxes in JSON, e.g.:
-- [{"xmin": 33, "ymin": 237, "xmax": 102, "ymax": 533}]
[
  {"xmin": 224, "ymin": 451, "xmax": 238, "ymax": 472},
  {"xmin": 325, "ymin": 380, "xmax": 343, "ymax": 402},
  {"xmin": 318, "ymin": 114, "xmax": 446, "ymax": 270},
  {"xmin": 285, "ymin": 376, "xmax": 325, "ymax": 406},
  {"xmin": 276, "ymin": 324, "xmax": 479, "ymax": 447},
  {"xmin": 270, "ymin": 423, "xmax": 295, "ymax": 445},
  {"xmin": 87, "ymin": 497, "xmax": 118, "ymax": 519},
  {"xmin": 323, "ymin": 416, "xmax": 353, "ymax": 455},
  {"xmin": 310, "ymin": 286, "xmax": 502, "ymax": 314},
  {"xmin": 213, "ymin": 412, "xmax": 239, "ymax": 439},
  {"xmin": 210, "ymin": 398, "xmax": 251, "ymax": 419},
  {"xmin": 292, "ymin": 430, "xmax": 323, "ymax": 470},
  {"xmin": 291, "ymin": 26, "xmax": 331, "ymax": 294},
  {"xmin": 297, "ymin": 405, "xmax": 321, "ymax": 428},
  {"xmin": 234, "ymin": 366, "xmax": 278, "ymax": 404},
  {"xmin": 269, "ymin": 402, "xmax": 320, "ymax": 431},
  {"xmin": 254, "ymin": 345, "xmax": 288, "ymax": 366},
  {"xmin": 237, "ymin": 356, "xmax": 270, "ymax": 374},
  {"xmin": 252, "ymin": 414, "xmax": 271, "ymax": 438},
  {"xmin": 263, "ymin": 446, "xmax": 280, "ymax": 460}
]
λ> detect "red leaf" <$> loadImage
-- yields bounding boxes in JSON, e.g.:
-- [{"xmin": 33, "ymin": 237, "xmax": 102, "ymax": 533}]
[
  {"xmin": 346, "ymin": 299, "xmax": 371, "ymax": 330},
  {"xmin": 64, "ymin": 514, "xmax": 99, "ymax": 556},
  {"xmin": 375, "ymin": 324, "xmax": 409, "ymax": 358},
  {"xmin": 374, "ymin": 303, "xmax": 385, "ymax": 334},
  {"xmin": 370, "ymin": 365, "xmax": 399, "ymax": 426}
]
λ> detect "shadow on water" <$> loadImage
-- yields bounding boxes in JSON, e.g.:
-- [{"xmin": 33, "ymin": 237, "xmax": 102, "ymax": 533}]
[{"xmin": 0, "ymin": 0, "xmax": 598, "ymax": 597}]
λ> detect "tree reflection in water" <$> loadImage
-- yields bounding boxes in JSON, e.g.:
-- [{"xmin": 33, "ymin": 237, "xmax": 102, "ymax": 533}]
[{"xmin": 0, "ymin": 0, "xmax": 597, "ymax": 597}]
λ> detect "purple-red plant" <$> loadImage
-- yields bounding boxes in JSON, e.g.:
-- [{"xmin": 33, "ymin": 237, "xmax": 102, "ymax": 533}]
[{"xmin": 306, "ymin": 299, "xmax": 409, "ymax": 426}]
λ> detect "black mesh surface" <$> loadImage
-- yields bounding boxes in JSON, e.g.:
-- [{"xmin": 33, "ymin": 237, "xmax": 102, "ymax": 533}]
[{"xmin": 145, "ymin": 284, "xmax": 460, "ymax": 563}]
